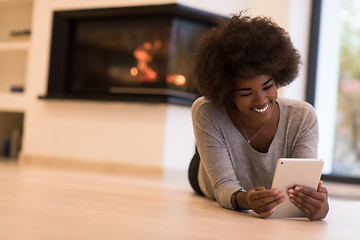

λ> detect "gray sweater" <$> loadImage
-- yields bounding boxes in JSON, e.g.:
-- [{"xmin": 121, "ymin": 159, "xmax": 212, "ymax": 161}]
[{"xmin": 191, "ymin": 97, "xmax": 318, "ymax": 210}]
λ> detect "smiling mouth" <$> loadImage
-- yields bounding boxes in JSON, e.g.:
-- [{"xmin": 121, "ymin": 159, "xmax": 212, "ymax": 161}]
[{"xmin": 253, "ymin": 102, "xmax": 269, "ymax": 113}]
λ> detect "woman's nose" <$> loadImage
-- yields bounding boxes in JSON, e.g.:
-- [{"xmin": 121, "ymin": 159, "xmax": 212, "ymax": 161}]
[{"xmin": 253, "ymin": 91, "xmax": 267, "ymax": 105}]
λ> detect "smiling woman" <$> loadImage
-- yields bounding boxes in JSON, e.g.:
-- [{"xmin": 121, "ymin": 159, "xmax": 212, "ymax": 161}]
[
  {"xmin": 231, "ymin": 75, "xmax": 278, "ymax": 150},
  {"xmin": 188, "ymin": 12, "xmax": 329, "ymax": 220}
]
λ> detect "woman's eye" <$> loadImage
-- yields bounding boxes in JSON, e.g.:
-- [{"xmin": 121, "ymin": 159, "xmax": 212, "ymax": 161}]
[
  {"xmin": 238, "ymin": 83, "xmax": 273, "ymax": 97},
  {"xmin": 240, "ymin": 92, "xmax": 252, "ymax": 97},
  {"xmin": 263, "ymin": 84, "xmax": 273, "ymax": 90}
]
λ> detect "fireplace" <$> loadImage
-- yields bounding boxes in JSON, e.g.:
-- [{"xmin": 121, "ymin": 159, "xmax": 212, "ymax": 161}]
[{"xmin": 41, "ymin": 4, "xmax": 226, "ymax": 105}]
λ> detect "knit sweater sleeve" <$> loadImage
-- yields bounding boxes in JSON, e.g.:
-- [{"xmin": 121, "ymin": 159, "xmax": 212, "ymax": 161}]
[{"xmin": 191, "ymin": 98, "xmax": 241, "ymax": 209}]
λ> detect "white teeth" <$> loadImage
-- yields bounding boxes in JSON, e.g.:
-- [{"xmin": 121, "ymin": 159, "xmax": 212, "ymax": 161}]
[{"xmin": 253, "ymin": 103, "xmax": 269, "ymax": 113}]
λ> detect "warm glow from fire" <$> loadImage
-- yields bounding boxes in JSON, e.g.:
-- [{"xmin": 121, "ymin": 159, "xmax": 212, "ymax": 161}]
[
  {"xmin": 167, "ymin": 74, "xmax": 186, "ymax": 86},
  {"xmin": 132, "ymin": 41, "xmax": 162, "ymax": 82},
  {"xmin": 130, "ymin": 67, "xmax": 139, "ymax": 76}
]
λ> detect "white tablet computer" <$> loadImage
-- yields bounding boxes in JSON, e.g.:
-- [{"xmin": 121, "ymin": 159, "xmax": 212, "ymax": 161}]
[{"xmin": 269, "ymin": 158, "xmax": 324, "ymax": 218}]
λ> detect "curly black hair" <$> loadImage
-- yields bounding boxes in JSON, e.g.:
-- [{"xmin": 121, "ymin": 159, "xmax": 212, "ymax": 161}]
[{"xmin": 192, "ymin": 12, "xmax": 301, "ymax": 105}]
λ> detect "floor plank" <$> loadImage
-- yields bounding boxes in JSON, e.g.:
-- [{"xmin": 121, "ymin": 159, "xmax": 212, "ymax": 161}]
[{"xmin": 0, "ymin": 163, "xmax": 359, "ymax": 240}]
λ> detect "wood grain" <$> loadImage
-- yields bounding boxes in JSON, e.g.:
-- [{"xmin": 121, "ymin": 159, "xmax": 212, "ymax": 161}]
[{"xmin": 0, "ymin": 162, "xmax": 359, "ymax": 240}]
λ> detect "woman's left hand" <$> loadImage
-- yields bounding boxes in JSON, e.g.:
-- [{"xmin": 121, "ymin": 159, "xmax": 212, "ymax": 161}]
[{"xmin": 288, "ymin": 181, "xmax": 329, "ymax": 220}]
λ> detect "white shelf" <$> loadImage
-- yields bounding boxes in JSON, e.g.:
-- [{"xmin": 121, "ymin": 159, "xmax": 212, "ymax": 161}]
[
  {"xmin": 0, "ymin": 0, "xmax": 32, "ymax": 5},
  {"xmin": 0, "ymin": 92, "xmax": 26, "ymax": 112},
  {"xmin": 0, "ymin": 41, "xmax": 30, "ymax": 51},
  {"xmin": 0, "ymin": 0, "xmax": 32, "ymax": 160}
]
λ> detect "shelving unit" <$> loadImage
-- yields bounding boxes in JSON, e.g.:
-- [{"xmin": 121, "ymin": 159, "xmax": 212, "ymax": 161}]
[
  {"xmin": 0, "ymin": 111, "xmax": 23, "ymax": 160},
  {"xmin": 0, "ymin": 0, "xmax": 33, "ymax": 160},
  {"xmin": 0, "ymin": 41, "xmax": 30, "ymax": 50}
]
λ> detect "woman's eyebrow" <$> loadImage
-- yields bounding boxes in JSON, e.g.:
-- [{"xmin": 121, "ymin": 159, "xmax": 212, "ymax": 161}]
[
  {"xmin": 237, "ymin": 78, "xmax": 273, "ymax": 91},
  {"xmin": 262, "ymin": 78, "xmax": 273, "ymax": 86},
  {"xmin": 237, "ymin": 87, "xmax": 251, "ymax": 91}
]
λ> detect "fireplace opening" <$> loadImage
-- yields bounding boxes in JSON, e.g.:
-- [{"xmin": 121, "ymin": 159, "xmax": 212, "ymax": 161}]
[{"xmin": 40, "ymin": 4, "xmax": 226, "ymax": 105}]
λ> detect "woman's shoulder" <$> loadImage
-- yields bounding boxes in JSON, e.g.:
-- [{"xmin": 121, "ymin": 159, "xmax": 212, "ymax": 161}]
[
  {"xmin": 278, "ymin": 97, "xmax": 316, "ymax": 114},
  {"xmin": 278, "ymin": 97, "xmax": 317, "ymax": 122},
  {"xmin": 191, "ymin": 96, "xmax": 209, "ymax": 110},
  {"xmin": 192, "ymin": 96, "xmax": 223, "ymax": 113},
  {"xmin": 191, "ymin": 96, "xmax": 227, "ymax": 121}
]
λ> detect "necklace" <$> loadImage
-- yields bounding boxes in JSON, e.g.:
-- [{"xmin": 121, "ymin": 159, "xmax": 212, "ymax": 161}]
[{"xmin": 237, "ymin": 113, "xmax": 272, "ymax": 144}]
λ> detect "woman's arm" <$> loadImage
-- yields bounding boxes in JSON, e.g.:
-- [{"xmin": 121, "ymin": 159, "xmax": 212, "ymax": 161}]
[{"xmin": 192, "ymin": 100, "xmax": 242, "ymax": 209}]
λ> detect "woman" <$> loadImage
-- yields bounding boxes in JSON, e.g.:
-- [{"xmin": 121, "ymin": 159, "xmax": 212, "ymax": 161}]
[{"xmin": 188, "ymin": 12, "xmax": 329, "ymax": 220}]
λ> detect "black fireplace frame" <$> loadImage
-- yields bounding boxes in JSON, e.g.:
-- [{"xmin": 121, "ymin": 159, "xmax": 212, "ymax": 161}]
[{"xmin": 40, "ymin": 4, "xmax": 227, "ymax": 105}]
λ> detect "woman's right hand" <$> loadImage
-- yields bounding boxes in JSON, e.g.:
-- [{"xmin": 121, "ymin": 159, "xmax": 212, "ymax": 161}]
[{"xmin": 246, "ymin": 186, "xmax": 285, "ymax": 218}]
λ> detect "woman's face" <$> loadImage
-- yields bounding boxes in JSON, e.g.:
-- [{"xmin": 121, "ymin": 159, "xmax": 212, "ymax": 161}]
[{"xmin": 233, "ymin": 74, "xmax": 278, "ymax": 125}]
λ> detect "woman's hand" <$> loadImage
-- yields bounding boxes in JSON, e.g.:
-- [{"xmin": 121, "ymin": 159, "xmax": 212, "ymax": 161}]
[
  {"xmin": 247, "ymin": 186, "xmax": 285, "ymax": 218},
  {"xmin": 288, "ymin": 181, "xmax": 329, "ymax": 220}
]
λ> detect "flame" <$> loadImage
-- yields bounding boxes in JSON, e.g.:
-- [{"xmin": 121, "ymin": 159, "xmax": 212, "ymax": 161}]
[
  {"xmin": 130, "ymin": 67, "xmax": 139, "ymax": 76},
  {"xmin": 132, "ymin": 41, "xmax": 161, "ymax": 83},
  {"xmin": 167, "ymin": 74, "xmax": 186, "ymax": 86}
]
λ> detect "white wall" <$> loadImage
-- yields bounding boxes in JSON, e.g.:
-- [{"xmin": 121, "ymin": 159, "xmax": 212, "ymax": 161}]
[
  {"xmin": 283, "ymin": 0, "xmax": 312, "ymax": 100},
  {"xmin": 21, "ymin": 0, "xmax": 312, "ymax": 172},
  {"xmin": 314, "ymin": 0, "xmax": 342, "ymax": 173}
]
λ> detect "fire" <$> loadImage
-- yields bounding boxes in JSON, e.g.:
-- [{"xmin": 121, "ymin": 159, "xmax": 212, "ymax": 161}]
[
  {"xmin": 132, "ymin": 41, "xmax": 162, "ymax": 82},
  {"xmin": 130, "ymin": 67, "xmax": 139, "ymax": 76},
  {"xmin": 167, "ymin": 74, "xmax": 186, "ymax": 86}
]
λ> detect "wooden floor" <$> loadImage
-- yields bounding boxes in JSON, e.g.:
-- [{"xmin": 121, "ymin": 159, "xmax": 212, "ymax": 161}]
[{"xmin": 0, "ymin": 162, "xmax": 359, "ymax": 240}]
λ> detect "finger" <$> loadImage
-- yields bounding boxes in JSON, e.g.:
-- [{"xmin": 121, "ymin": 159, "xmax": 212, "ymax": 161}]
[
  {"xmin": 256, "ymin": 193, "xmax": 285, "ymax": 206},
  {"xmin": 288, "ymin": 188, "xmax": 326, "ymax": 214},
  {"xmin": 259, "ymin": 208, "xmax": 275, "ymax": 219},
  {"xmin": 293, "ymin": 186, "xmax": 326, "ymax": 201},
  {"xmin": 317, "ymin": 181, "xmax": 328, "ymax": 194},
  {"xmin": 319, "ymin": 185, "xmax": 328, "ymax": 194},
  {"xmin": 317, "ymin": 181, "xmax": 323, "ymax": 191},
  {"xmin": 249, "ymin": 189, "xmax": 282, "ymax": 201},
  {"xmin": 255, "ymin": 195, "xmax": 285, "ymax": 213},
  {"xmin": 289, "ymin": 197, "xmax": 313, "ymax": 217},
  {"xmin": 288, "ymin": 190, "xmax": 318, "ymax": 211},
  {"xmin": 254, "ymin": 186, "xmax": 266, "ymax": 191}
]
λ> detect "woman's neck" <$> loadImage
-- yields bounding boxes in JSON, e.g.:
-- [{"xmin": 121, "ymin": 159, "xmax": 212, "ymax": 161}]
[{"xmin": 227, "ymin": 102, "xmax": 280, "ymax": 153}]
